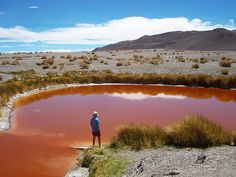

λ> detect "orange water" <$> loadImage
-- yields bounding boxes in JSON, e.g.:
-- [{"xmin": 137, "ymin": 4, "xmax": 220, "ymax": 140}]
[{"xmin": 0, "ymin": 84, "xmax": 236, "ymax": 177}]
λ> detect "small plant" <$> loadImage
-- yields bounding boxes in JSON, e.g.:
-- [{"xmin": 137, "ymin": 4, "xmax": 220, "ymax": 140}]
[
  {"xmin": 0, "ymin": 74, "xmax": 3, "ymax": 81},
  {"xmin": 221, "ymin": 69, "xmax": 229, "ymax": 75},
  {"xmin": 42, "ymin": 58, "xmax": 54, "ymax": 65},
  {"xmin": 116, "ymin": 61, "xmax": 124, "ymax": 66},
  {"xmin": 199, "ymin": 57, "xmax": 208, "ymax": 64},
  {"xmin": 42, "ymin": 63, "xmax": 50, "ymax": 69},
  {"xmin": 1, "ymin": 60, "xmax": 11, "ymax": 65},
  {"xmin": 192, "ymin": 63, "xmax": 199, "ymax": 69},
  {"xmin": 80, "ymin": 61, "xmax": 89, "ymax": 69},
  {"xmin": 69, "ymin": 56, "xmax": 77, "ymax": 62},
  {"xmin": 176, "ymin": 56, "xmax": 185, "ymax": 62},
  {"xmin": 219, "ymin": 58, "xmax": 232, "ymax": 67},
  {"xmin": 41, "ymin": 56, "xmax": 47, "ymax": 59},
  {"xmin": 60, "ymin": 55, "xmax": 65, "ymax": 59},
  {"xmin": 11, "ymin": 60, "xmax": 20, "ymax": 65},
  {"xmin": 66, "ymin": 55, "xmax": 72, "ymax": 59}
]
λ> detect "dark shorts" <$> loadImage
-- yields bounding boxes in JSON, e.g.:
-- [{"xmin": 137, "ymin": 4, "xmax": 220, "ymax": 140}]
[{"xmin": 92, "ymin": 130, "xmax": 101, "ymax": 137}]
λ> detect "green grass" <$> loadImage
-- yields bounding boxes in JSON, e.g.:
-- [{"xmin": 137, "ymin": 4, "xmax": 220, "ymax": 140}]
[
  {"xmin": 111, "ymin": 115, "xmax": 232, "ymax": 149},
  {"xmin": 80, "ymin": 147, "xmax": 128, "ymax": 177}
]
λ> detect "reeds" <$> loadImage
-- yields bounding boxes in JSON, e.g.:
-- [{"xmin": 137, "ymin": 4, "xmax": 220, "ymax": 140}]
[{"xmin": 111, "ymin": 115, "xmax": 232, "ymax": 149}]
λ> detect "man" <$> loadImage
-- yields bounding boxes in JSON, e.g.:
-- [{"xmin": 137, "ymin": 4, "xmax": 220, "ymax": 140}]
[{"xmin": 90, "ymin": 111, "xmax": 101, "ymax": 147}]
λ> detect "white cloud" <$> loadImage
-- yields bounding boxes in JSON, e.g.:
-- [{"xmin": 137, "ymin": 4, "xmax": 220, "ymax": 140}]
[
  {"xmin": 0, "ymin": 12, "xmax": 4, "ymax": 15},
  {"xmin": 0, "ymin": 16, "xmax": 235, "ymax": 45},
  {"xmin": 109, "ymin": 92, "xmax": 186, "ymax": 101},
  {"xmin": 29, "ymin": 5, "xmax": 39, "ymax": 9}
]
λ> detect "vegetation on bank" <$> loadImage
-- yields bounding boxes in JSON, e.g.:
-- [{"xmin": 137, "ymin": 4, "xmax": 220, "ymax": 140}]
[
  {"xmin": 80, "ymin": 147, "xmax": 128, "ymax": 177},
  {"xmin": 1, "ymin": 70, "xmax": 236, "ymax": 118},
  {"xmin": 111, "ymin": 115, "xmax": 234, "ymax": 149}
]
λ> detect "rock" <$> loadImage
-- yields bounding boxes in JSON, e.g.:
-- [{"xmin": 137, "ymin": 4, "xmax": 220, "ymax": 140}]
[
  {"xmin": 195, "ymin": 154, "xmax": 207, "ymax": 164},
  {"xmin": 65, "ymin": 167, "xmax": 89, "ymax": 177},
  {"xmin": 164, "ymin": 170, "xmax": 180, "ymax": 176}
]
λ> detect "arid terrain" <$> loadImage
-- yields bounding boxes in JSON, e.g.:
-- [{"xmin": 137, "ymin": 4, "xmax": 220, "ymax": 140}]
[{"xmin": 1, "ymin": 49, "xmax": 236, "ymax": 83}]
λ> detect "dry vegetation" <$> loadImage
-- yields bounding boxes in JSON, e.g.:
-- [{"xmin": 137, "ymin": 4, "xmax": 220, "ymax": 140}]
[
  {"xmin": 111, "ymin": 115, "xmax": 233, "ymax": 149},
  {"xmin": 192, "ymin": 63, "xmax": 199, "ymax": 69},
  {"xmin": 219, "ymin": 57, "xmax": 232, "ymax": 67}
]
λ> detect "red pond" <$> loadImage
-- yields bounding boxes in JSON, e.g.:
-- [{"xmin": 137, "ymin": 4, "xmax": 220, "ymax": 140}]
[{"xmin": 0, "ymin": 84, "xmax": 236, "ymax": 177}]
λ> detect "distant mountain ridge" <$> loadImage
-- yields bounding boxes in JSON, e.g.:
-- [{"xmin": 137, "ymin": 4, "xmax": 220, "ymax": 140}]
[{"xmin": 94, "ymin": 28, "xmax": 236, "ymax": 51}]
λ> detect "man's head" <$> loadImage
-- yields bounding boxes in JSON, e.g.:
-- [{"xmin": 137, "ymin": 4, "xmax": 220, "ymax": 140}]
[{"xmin": 93, "ymin": 111, "xmax": 98, "ymax": 117}]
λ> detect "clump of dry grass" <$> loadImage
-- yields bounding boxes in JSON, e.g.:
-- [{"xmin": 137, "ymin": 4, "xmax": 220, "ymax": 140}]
[
  {"xmin": 69, "ymin": 56, "xmax": 77, "ymax": 62},
  {"xmin": 192, "ymin": 63, "xmax": 199, "ymax": 69},
  {"xmin": 0, "ymin": 75, "xmax": 3, "ymax": 81},
  {"xmin": 116, "ymin": 61, "xmax": 124, "ymax": 66},
  {"xmin": 231, "ymin": 130, "xmax": 236, "ymax": 146},
  {"xmin": 41, "ymin": 56, "xmax": 47, "ymax": 59},
  {"xmin": 176, "ymin": 56, "xmax": 185, "ymax": 62},
  {"xmin": 111, "ymin": 124, "xmax": 165, "ymax": 150},
  {"xmin": 1, "ymin": 60, "xmax": 11, "ymax": 65},
  {"xmin": 199, "ymin": 57, "xmax": 208, "ymax": 64},
  {"xmin": 66, "ymin": 55, "xmax": 72, "ymax": 59},
  {"xmin": 11, "ymin": 60, "xmax": 20, "ymax": 65},
  {"xmin": 219, "ymin": 58, "xmax": 232, "ymax": 67},
  {"xmin": 80, "ymin": 61, "xmax": 89, "ymax": 69},
  {"xmin": 165, "ymin": 115, "xmax": 231, "ymax": 148},
  {"xmin": 221, "ymin": 69, "xmax": 229, "ymax": 75}
]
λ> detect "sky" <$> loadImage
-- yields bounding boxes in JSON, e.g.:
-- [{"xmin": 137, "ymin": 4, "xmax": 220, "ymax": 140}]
[{"xmin": 0, "ymin": 0, "xmax": 236, "ymax": 53}]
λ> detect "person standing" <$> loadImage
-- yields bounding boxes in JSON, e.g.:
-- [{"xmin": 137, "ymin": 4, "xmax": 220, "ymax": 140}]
[{"xmin": 90, "ymin": 111, "xmax": 101, "ymax": 147}]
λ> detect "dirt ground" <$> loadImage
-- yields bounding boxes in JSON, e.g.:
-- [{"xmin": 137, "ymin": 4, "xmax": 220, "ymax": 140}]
[{"xmin": 0, "ymin": 49, "xmax": 236, "ymax": 82}]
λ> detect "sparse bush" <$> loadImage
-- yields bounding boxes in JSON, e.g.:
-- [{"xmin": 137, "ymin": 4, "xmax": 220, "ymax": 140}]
[
  {"xmin": 0, "ymin": 75, "xmax": 3, "ymax": 81},
  {"xmin": 69, "ymin": 56, "xmax": 77, "ymax": 62},
  {"xmin": 66, "ymin": 55, "xmax": 72, "ymax": 59},
  {"xmin": 192, "ymin": 63, "xmax": 199, "ymax": 69},
  {"xmin": 219, "ymin": 60, "xmax": 232, "ymax": 67},
  {"xmin": 176, "ymin": 56, "xmax": 185, "ymax": 62},
  {"xmin": 42, "ymin": 63, "xmax": 50, "ymax": 69},
  {"xmin": 41, "ymin": 56, "xmax": 47, "ymax": 59},
  {"xmin": 116, "ymin": 61, "xmax": 124, "ymax": 66},
  {"xmin": 42, "ymin": 58, "xmax": 54, "ymax": 65},
  {"xmin": 80, "ymin": 61, "xmax": 89, "ymax": 69},
  {"xmin": 78, "ymin": 55, "xmax": 88, "ymax": 60},
  {"xmin": 60, "ymin": 55, "xmax": 65, "ymax": 59},
  {"xmin": 11, "ymin": 60, "xmax": 20, "ymax": 65},
  {"xmin": 165, "ymin": 115, "xmax": 230, "ymax": 148},
  {"xmin": 231, "ymin": 130, "xmax": 236, "ymax": 145},
  {"xmin": 221, "ymin": 69, "xmax": 229, "ymax": 75},
  {"xmin": 133, "ymin": 54, "xmax": 139, "ymax": 59},
  {"xmin": 200, "ymin": 57, "xmax": 208, "ymax": 64},
  {"xmin": 1, "ymin": 60, "xmax": 11, "ymax": 65}
]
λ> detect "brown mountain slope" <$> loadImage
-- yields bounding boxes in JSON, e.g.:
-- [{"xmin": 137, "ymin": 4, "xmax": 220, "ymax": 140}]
[{"xmin": 94, "ymin": 28, "xmax": 236, "ymax": 51}]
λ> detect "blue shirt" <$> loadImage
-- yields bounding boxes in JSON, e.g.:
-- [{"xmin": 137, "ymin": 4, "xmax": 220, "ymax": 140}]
[{"xmin": 90, "ymin": 117, "xmax": 100, "ymax": 132}]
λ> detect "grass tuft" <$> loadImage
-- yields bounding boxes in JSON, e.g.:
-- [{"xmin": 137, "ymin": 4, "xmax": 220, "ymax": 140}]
[
  {"xmin": 165, "ymin": 115, "xmax": 231, "ymax": 148},
  {"xmin": 111, "ymin": 124, "xmax": 165, "ymax": 150}
]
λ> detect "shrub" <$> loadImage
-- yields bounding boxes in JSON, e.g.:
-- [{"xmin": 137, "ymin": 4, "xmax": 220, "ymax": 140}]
[
  {"xmin": 41, "ymin": 56, "xmax": 47, "ymax": 59},
  {"xmin": 11, "ymin": 60, "xmax": 20, "ymax": 65},
  {"xmin": 231, "ymin": 130, "xmax": 236, "ymax": 146},
  {"xmin": 66, "ymin": 55, "xmax": 72, "ymax": 59},
  {"xmin": 221, "ymin": 69, "xmax": 229, "ymax": 75},
  {"xmin": 111, "ymin": 124, "xmax": 165, "ymax": 150},
  {"xmin": 219, "ymin": 59, "xmax": 232, "ymax": 67},
  {"xmin": 0, "ymin": 75, "xmax": 3, "ymax": 81},
  {"xmin": 80, "ymin": 61, "xmax": 89, "ymax": 69},
  {"xmin": 116, "ymin": 61, "xmax": 124, "ymax": 66},
  {"xmin": 192, "ymin": 63, "xmax": 199, "ymax": 69},
  {"xmin": 42, "ymin": 63, "xmax": 50, "ymax": 69},
  {"xmin": 42, "ymin": 58, "xmax": 54, "ymax": 65},
  {"xmin": 1, "ymin": 60, "xmax": 11, "ymax": 65},
  {"xmin": 165, "ymin": 115, "xmax": 231, "ymax": 148},
  {"xmin": 60, "ymin": 55, "xmax": 65, "ymax": 59},
  {"xmin": 69, "ymin": 56, "xmax": 77, "ymax": 62},
  {"xmin": 200, "ymin": 57, "xmax": 208, "ymax": 64},
  {"xmin": 177, "ymin": 56, "xmax": 185, "ymax": 62}
]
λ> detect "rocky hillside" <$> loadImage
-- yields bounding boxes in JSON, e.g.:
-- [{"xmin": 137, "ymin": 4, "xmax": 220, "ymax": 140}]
[{"xmin": 94, "ymin": 28, "xmax": 236, "ymax": 51}]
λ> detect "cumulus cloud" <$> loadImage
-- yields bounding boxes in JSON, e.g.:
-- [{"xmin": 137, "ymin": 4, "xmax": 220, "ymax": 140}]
[
  {"xmin": 0, "ymin": 16, "xmax": 235, "ymax": 45},
  {"xmin": 0, "ymin": 12, "xmax": 5, "ymax": 15},
  {"xmin": 29, "ymin": 5, "xmax": 39, "ymax": 9}
]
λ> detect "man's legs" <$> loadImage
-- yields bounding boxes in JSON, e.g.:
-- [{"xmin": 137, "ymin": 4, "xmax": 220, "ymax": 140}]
[
  {"xmin": 93, "ymin": 135, "xmax": 95, "ymax": 146},
  {"xmin": 98, "ymin": 136, "xmax": 101, "ymax": 147}
]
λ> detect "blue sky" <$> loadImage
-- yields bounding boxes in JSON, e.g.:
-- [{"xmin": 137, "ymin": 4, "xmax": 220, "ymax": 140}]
[{"xmin": 0, "ymin": 0, "xmax": 236, "ymax": 53}]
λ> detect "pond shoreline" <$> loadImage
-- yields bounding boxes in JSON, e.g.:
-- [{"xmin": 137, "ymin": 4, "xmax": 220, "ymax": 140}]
[{"xmin": 1, "ymin": 83, "xmax": 236, "ymax": 177}]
